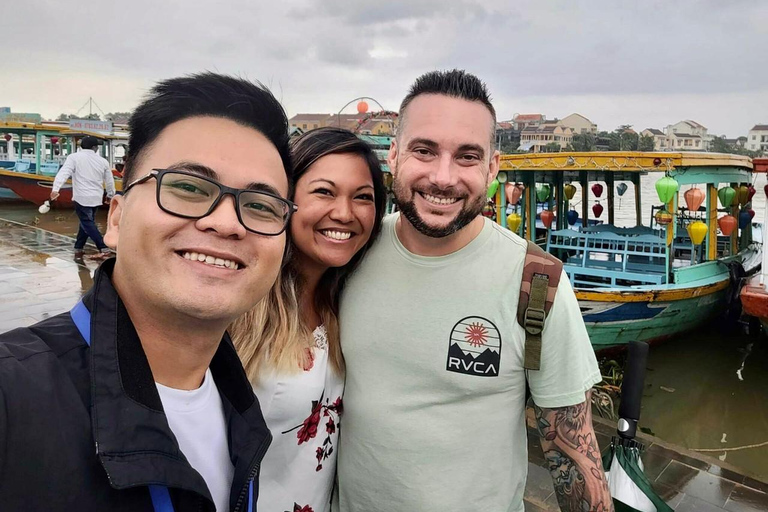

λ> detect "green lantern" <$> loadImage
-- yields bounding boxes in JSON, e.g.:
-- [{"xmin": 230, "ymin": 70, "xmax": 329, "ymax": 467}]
[
  {"xmin": 717, "ymin": 186, "xmax": 736, "ymax": 208},
  {"xmin": 655, "ymin": 176, "xmax": 679, "ymax": 204},
  {"xmin": 486, "ymin": 179, "xmax": 499, "ymax": 199},
  {"xmin": 536, "ymin": 184, "xmax": 550, "ymax": 202}
]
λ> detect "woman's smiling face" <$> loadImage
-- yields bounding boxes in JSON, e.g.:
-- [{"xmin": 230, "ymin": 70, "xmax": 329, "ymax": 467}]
[{"xmin": 290, "ymin": 152, "xmax": 377, "ymax": 274}]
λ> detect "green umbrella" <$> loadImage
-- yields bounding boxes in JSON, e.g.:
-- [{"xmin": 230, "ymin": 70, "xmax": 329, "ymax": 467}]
[{"xmin": 603, "ymin": 342, "xmax": 674, "ymax": 512}]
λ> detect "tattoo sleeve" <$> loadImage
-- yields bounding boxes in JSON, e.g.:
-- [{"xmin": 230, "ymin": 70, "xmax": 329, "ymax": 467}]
[{"xmin": 533, "ymin": 391, "xmax": 614, "ymax": 512}]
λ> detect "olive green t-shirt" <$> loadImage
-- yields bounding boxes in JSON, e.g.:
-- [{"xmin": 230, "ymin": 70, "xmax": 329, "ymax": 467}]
[{"xmin": 335, "ymin": 214, "xmax": 601, "ymax": 512}]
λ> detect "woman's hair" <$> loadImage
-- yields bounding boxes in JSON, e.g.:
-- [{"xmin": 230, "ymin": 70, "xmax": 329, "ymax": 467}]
[{"xmin": 231, "ymin": 127, "xmax": 386, "ymax": 381}]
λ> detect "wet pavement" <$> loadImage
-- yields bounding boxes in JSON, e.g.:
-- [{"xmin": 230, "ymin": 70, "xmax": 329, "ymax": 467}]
[{"xmin": 0, "ymin": 216, "xmax": 767, "ymax": 511}]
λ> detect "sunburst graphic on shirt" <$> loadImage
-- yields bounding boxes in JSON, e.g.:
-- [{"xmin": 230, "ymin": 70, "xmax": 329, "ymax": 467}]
[{"xmin": 447, "ymin": 316, "xmax": 501, "ymax": 377}]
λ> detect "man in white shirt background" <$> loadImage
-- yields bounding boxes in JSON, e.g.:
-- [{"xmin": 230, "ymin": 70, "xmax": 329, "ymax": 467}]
[{"xmin": 51, "ymin": 135, "xmax": 116, "ymax": 260}]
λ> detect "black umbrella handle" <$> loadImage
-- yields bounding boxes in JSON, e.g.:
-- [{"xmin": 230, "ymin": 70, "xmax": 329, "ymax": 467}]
[{"xmin": 617, "ymin": 341, "xmax": 649, "ymax": 440}]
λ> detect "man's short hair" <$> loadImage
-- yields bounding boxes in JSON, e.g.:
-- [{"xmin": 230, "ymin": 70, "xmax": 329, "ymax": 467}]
[
  {"xmin": 80, "ymin": 136, "xmax": 102, "ymax": 150},
  {"xmin": 123, "ymin": 72, "xmax": 292, "ymax": 186},
  {"xmin": 398, "ymin": 69, "xmax": 496, "ymax": 143}
]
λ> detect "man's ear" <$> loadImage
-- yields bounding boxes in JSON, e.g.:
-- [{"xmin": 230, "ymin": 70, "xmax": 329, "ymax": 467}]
[
  {"xmin": 488, "ymin": 149, "xmax": 500, "ymax": 186},
  {"xmin": 103, "ymin": 195, "xmax": 123, "ymax": 250},
  {"xmin": 387, "ymin": 139, "xmax": 398, "ymax": 178}
]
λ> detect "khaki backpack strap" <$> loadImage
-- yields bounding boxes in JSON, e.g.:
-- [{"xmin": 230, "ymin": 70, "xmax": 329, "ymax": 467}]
[{"xmin": 517, "ymin": 241, "xmax": 563, "ymax": 371}]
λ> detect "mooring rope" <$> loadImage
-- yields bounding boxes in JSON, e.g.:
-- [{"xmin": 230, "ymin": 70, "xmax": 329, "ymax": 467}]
[{"xmin": 692, "ymin": 440, "xmax": 768, "ymax": 452}]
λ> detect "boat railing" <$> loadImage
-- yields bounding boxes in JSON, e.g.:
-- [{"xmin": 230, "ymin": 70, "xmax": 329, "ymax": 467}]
[{"xmin": 547, "ymin": 229, "xmax": 668, "ymax": 288}]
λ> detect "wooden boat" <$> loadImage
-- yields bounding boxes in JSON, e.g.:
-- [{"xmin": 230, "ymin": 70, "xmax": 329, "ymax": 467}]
[
  {"xmin": 0, "ymin": 121, "xmax": 126, "ymax": 208},
  {"xmin": 739, "ymin": 157, "xmax": 768, "ymax": 331},
  {"xmin": 494, "ymin": 152, "xmax": 760, "ymax": 349}
]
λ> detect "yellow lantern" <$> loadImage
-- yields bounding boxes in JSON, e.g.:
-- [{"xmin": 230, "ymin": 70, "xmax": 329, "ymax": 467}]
[
  {"xmin": 687, "ymin": 221, "xmax": 707, "ymax": 245},
  {"xmin": 507, "ymin": 213, "xmax": 522, "ymax": 232},
  {"xmin": 564, "ymin": 183, "xmax": 577, "ymax": 200}
]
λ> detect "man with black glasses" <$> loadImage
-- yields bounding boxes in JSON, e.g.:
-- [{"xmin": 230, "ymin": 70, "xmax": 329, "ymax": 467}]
[{"xmin": 0, "ymin": 73, "xmax": 294, "ymax": 512}]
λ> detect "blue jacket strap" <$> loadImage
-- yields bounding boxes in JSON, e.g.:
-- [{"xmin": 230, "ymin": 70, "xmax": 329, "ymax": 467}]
[
  {"xmin": 70, "ymin": 300, "xmax": 91, "ymax": 346},
  {"xmin": 248, "ymin": 479, "xmax": 255, "ymax": 512},
  {"xmin": 149, "ymin": 485, "xmax": 174, "ymax": 512}
]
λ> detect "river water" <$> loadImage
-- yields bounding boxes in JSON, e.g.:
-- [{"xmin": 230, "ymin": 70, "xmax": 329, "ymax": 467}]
[{"xmin": 1, "ymin": 174, "xmax": 766, "ymax": 480}]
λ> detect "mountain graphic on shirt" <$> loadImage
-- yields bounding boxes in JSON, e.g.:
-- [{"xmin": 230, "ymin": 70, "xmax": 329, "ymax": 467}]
[{"xmin": 446, "ymin": 316, "xmax": 501, "ymax": 377}]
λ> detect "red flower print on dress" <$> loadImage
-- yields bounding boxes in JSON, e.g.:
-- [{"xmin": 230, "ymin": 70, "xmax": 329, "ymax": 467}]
[
  {"xmin": 285, "ymin": 504, "xmax": 314, "ymax": 512},
  {"xmin": 283, "ymin": 392, "xmax": 343, "ymax": 472},
  {"xmin": 302, "ymin": 348, "xmax": 315, "ymax": 371}
]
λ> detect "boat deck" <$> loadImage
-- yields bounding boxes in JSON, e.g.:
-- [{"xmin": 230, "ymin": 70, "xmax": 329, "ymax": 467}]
[{"xmin": 0, "ymin": 218, "xmax": 766, "ymax": 511}]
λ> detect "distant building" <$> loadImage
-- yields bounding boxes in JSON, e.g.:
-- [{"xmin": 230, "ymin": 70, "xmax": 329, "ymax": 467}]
[
  {"xmin": 495, "ymin": 121, "xmax": 519, "ymax": 151},
  {"xmin": 641, "ymin": 128, "xmax": 669, "ymax": 151},
  {"xmin": 288, "ymin": 113, "xmax": 396, "ymax": 135},
  {"xmin": 665, "ymin": 120, "xmax": 710, "ymax": 151},
  {"xmin": 289, "ymin": 113, "xmax": 333, "ymax": 132},
  {"xmin": 519, "ymin": 122, "xmax": 573, "ymax": 153},
  {"xmin": 559, "ymin": 113, "xmax": 597, "ymax": 134},
  {"xmin": 746, "ymin": 125, "xmax": 768, "ymax": 153},
  {"xmin": 512, "ymin": 113, "xmax": 545, "ymax": 131}
]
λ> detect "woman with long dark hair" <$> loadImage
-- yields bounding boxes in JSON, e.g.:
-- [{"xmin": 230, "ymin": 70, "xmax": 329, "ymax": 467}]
[{"xmin": 230, "ymin": 127, "xmax": 386, "ymax": 512}]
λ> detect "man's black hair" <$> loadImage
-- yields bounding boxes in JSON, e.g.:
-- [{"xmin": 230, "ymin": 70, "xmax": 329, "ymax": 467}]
[
  {"xmin": 398, "ymin": 69, "xmax": 496, "ymax": 141},
  {"xmin": 123, "ymin": 72, "xmax": 291, "ymax": 186}
]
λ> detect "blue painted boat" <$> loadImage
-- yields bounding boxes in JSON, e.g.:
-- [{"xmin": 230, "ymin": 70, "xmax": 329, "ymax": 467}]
[{"xmin": 495, "ymin": 152, "xmax": 760, "ymax": 349}]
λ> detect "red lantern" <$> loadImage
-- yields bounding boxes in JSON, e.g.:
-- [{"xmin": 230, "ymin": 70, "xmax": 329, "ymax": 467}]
[
  {"xmin": 3, "ymin": 134, "xmax": 10, "ymax": 142},
  {"xmin": 357, "ymin": 101, "xmax": 369, "ymax": 114},
  {"xmin": 718, "ymin": 215, "xmax": 737, "ymax": 236},
  {"xmin": 541, "ymin": 210, "xmax": 555, "ymax": 229},
  {"xmin": 51, "ymin": 136, "xmax": 59, "ymax": 144},
  {"xmin": 764, "ymin": 184, "xmax": 768, "ymax": 199},
  {"xmin": 592, "ymin": 202, "xmax": 604, "ymax": 218},
  {"xmin": 748, "ymin": 185, "xmax": 756, "ymax": 202},
  {"xmin": 748, "ymin": 209, "xmax": 756, "ymax": 220},
  {"xmin": 653, "ymin": 157, "xmax": 662, "ymax": 166},
  {"xmin": 591, "ymin": 183, "xmax": 604, "ymax": 197}
]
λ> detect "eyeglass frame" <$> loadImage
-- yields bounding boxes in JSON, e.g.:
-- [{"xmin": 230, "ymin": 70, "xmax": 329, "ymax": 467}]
[{"xmin": 121, "ymin": 168, "xmax": 298, "ymax": 236}]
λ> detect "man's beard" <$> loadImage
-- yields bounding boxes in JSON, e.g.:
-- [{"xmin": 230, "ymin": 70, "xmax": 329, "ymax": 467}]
[{"xmin": 393, "ymin": 178, "xmax": 486, "ymax": 238}]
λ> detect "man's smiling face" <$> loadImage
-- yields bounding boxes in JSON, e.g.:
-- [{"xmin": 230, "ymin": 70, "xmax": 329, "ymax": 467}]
[
  {"xmin": 389, "ymin": 94, "xmax": 498, "ymax": 238},
  {"xmin": 104, "ymin": 116, "xmax": 289, "ymax": 324}
]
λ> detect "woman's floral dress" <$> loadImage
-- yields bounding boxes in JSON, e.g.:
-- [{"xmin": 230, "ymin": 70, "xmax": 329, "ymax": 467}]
[{"xmin": 253, "ymin": 326, "xmax": 344, "ymax": 512}]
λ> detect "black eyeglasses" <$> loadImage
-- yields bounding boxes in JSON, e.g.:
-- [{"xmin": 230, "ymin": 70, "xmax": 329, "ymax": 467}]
[{"xmin": 122, "ymin": 169, "xmax": 297, "ymax": 236}]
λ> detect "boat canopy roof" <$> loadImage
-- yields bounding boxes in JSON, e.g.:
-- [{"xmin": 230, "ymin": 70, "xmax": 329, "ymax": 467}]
[
  {"xmin": 499, "ymin": 151, "xmax": 753, "ymax": 185},
  {"xmin": 1, "ymin": 120, "xmax": 128, "ymax": 142}
]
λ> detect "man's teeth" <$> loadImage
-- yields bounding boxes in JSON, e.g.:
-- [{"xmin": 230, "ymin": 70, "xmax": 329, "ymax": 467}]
[
  {"xmin": 321, "ymin": 230, "xmax": 352, "ymax": 241},
  {"xmin": 423, "ymin": 193, "xmax": 459, "ymax": 206},
  {"xmin": 182, "ymin": 252, "xmax": 239, "ymax": 269}
]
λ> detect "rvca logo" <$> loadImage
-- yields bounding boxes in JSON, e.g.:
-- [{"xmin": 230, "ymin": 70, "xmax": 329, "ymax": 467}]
[{"xmin": 446, "ymin": 316, "xmax": 501, "ymax": 377}]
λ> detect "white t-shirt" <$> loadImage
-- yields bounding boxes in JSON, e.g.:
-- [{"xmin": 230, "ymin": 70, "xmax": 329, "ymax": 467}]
[
  {"xmin": 254, "ymin": 326, "xmax": 344, "ymax": 512},
  {"xmin": 335, "ymin": 214, "xmax": 601, "ymax": 512},
  {"xmin": 51, "ymin": 148, "xmax": 115, "ymax": 207},
  {"xmin": 156, "ymin": 369, "xmax": 234, "ymax": 512}
]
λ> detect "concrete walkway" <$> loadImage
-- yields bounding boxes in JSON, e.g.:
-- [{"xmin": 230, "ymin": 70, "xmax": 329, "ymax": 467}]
[{"xmin": 1, "ymin": 218, "xmax": 767, "ymax": 511}]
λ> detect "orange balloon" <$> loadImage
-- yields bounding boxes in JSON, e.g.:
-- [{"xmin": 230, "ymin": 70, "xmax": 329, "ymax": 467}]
[
  {"xmin": 684, "ymin": 188, "xmax": 705, "ymax": 212},
  {"xmin": 357, "ymin": 101, "xmax": 369, "ymax": 114}
]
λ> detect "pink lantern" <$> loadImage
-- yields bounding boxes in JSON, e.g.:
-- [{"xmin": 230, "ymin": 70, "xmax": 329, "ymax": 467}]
[
  {"xmin": 541, "ymin": 210, "xmax": 555, "ymax": 229},
  {"xmin": 591, "ymin": 183, "xmax": 604, "ymax": 197},
  {"xmin": 684, "ymin": 187, "xmax": 705, "ymax": 212},
  {"xmin": 505, "ymin": 183, "xmax": 523, "ymax": 205},
  {"xmin": 51, "ymin": 136, "xmax": 59, "ymax": 144},
  {"xmin": 592, "ymin": 203, "xmax": 604, "ymax": 218}
]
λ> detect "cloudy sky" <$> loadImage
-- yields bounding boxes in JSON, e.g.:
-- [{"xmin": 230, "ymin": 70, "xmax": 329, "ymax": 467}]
[{"xmin": 4, "ymin": 0, "xmax": 766, "ymax": 137}]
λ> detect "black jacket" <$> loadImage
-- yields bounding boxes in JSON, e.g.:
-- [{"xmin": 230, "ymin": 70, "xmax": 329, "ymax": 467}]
[{"xmin": 0, "ymin": 259, "xmax": 271, "ymax": 511}]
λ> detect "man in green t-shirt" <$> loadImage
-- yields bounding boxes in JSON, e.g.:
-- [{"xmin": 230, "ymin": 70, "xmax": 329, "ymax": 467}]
[{"xmin": 335, "ymin": 70, "xmax": 613, "ymax": 512}]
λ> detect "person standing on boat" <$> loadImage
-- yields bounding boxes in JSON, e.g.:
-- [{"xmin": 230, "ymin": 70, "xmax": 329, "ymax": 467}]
[
  {"xmin": 334, "ymin": 70, "xmax": 612, "ymax": 512},
  {"xmin": 229, "ymin": 127, "xmax": 386, "ymax": 512},
  {"xmin": 50, "ymin": 135, "xmax": 115, "ymax": 260},
  {"xmin": 0, "ymin": 72, "xmax": 294, "ymax": 511}
]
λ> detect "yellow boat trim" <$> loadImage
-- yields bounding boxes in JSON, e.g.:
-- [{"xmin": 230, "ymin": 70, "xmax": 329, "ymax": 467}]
[
  {"xmin": 574, "ymin": 278, "xmax": 729, "ymax": 303},
  {"xmin": 499, "ymin": 151, "xmax": 752, "ymax": 172}
]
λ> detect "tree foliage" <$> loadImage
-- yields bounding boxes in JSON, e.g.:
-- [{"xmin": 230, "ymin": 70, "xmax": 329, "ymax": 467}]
[
  {"xmin": 711, "ymin": 136, "xmax": 762, "ymax": 157},
  {"xmin": 638, "ymin": 135, "xmax": 656, "ymax": 151},
  {"xmin": 569, "ymin": 133, "xmax": 597, "ymax": 151}
]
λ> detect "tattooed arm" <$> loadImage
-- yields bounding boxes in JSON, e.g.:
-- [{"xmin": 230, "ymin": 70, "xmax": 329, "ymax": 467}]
[{"xmin": 533, "ymin": 391, "xmax": 614, "ymax": 512}]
